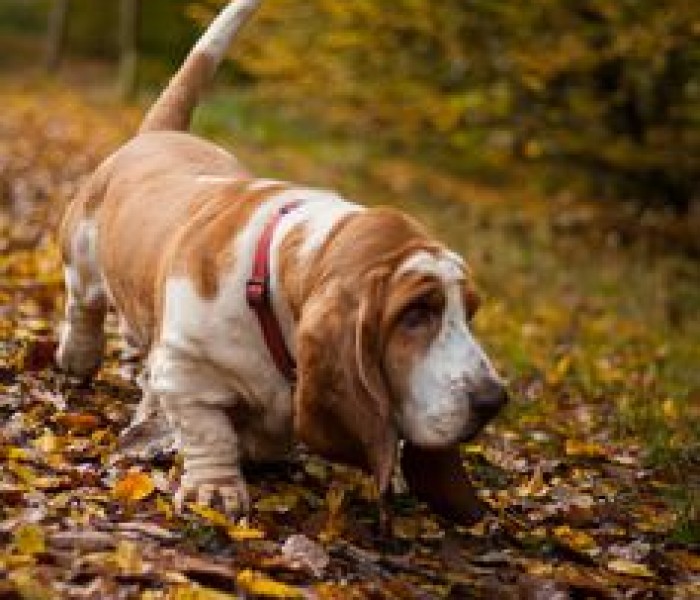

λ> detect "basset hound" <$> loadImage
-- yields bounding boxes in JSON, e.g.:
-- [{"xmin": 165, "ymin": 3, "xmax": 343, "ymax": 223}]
[{"xmin": 56, "ymin": 0, "xmax": 508, "ymax": 524}]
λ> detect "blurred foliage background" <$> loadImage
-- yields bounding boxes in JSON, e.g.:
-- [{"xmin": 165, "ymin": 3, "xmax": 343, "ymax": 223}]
[{"xmin": 1, "ymin": 0, "xmax": 699, "ymax": 213}]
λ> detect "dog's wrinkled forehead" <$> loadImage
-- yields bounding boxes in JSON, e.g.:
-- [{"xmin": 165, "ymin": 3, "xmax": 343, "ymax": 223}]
[{"xmin": 394, "ymin": 249, "xmax": 466, "ymax": 282}]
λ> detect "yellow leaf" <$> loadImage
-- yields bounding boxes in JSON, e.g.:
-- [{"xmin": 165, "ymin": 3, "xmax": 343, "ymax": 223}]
[
  {"xmin": 187, "ymin": 503, "xmax": 230, "ymax": 527},
  {"xmin": 565, "ymin": 439, "xmax": 607, "ymax": 459},
  {"xmin": 31, "ymin": 429, "xmax": 58, "ymax": 453},
  {"xmin": 13, "ymin": 523, "xmax": 46, "ymax": 555},
  {"xmin": 552, "ymin": 525, "xmax": 599, "ymax": 556},
  {"xmin": 607, "ymin": 559, "xmax": 655, "ymax": 578},
  {"xmin": 8, "ymin": 567, "xmax": 53, "ymax": 600},
  {"xmin": 156, "ymin": 495, "xmax": 174, "ymax": 520},
  {"xmin": 115, "ymin": 540, "xmax": 143, "ymax": 575},
  {"xmin": 254, "ymin": 492, "xmax": 299, "ymax": 513},
  {"xmin": 7, "ymin": 447, "xmax": 30, "ymax": 461},
  {"xmin": 236, "ymin": 569, "xmax": 303, "ymax": 599},
  {"xmin": 662, "ymin": 399, "xmax": 678, "ymax": 420},
  {"xmin": 226, "ymin": 524, "xmax": 265, "ymax": 541},
  {"xmin": 9, "ymin": 461, "xmax": 36, "ymax": 484},
  {"xmin": 188, "ymin": 503, "xmax": 265, "ymax": 540},
  {"xmin": 169, "ymin": 584, "xmax": 239, "ymax": 599},
  {"xmin": 516, "ymin": 466, "xmax": 549, "ymax": 498},
  {"xmin": 547, "ymin": 354, "xmax": 572, "ymax": 384},
  {"xmin": 113, "ymin": 471, "xmax": 155, "ymax": 502}
]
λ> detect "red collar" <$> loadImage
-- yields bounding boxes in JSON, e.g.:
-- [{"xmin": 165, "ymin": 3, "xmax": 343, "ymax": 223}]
[{"xmin": 246, "ymin": 202, "xmax": 301, "ymax": 382}]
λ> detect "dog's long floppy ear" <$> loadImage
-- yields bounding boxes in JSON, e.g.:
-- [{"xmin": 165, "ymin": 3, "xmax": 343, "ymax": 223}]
[
  {"xmin": 401, "ymin": 443, "xmax": 486, "ymax": 525},
  {"xmin": 294, "ymin": 273, "xmax": 398, "ymax": 495}
]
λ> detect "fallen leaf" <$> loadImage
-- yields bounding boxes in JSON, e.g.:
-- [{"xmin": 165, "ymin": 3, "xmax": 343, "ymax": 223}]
[
  {"xmin": 607, "ymin": 558, "xmax": 655, "ymax": 578},
  {"xmin": 112, "ymin": 471, "xmax": 155, "ymax": 502},
  {"xmin": 516, "ymin": 466, "xmax": 550, "ymax": 498},
  {"xmin": 170, "ymin": 584, "xmax": 240, "ymax": 599},
  {"xmin": 255, "ymin": 491, "xmax": 300, "ymax": 513},
  {"xmin": 54, "ymin": 412, "xmax": 100, "ymax": 432},
  {"xmin": 236, "ymin": 569, "xmax": 304, "ymax": 598},
  {"xmin": 13, "ymin": 523, "xmax": 45, "ymax": 555},
  {"xmin": 114, "ymin": 540, "xmax": 144, "ymax": 575},
  {"xmin": 188, "ymin": 503, "xmax": 265, "ymax": 540},
  {"xmin": 8, "ymin": 567, "xmax": 53, "ymax": 600},
  {"xmin": 187, "ymin": 503, "xmax": 229, "ymax": 527},
  {"xmin": 565, "ymin": 439, "xmax": 607, "ymax": 460},
  {"xmin": 552, "ymin": 525, "xmax": 599, "ymax": 558},
  {"xmin": 281, "ymin": 534, "xmax": 329, "ymax": 577}
]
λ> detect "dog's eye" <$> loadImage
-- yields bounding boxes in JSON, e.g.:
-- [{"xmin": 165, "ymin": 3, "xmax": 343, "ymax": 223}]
[{"xmin": 399, "ymin": 299, "xmax": 440, "ymax": 330}]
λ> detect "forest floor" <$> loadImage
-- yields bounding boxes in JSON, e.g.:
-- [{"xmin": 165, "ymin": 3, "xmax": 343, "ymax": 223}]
[{"xmin": 0, "ymin": 69, "xmax": 699, "ymax": 599}]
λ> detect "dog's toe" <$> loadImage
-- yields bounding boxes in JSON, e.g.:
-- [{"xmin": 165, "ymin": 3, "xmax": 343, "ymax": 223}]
[{"xmin": 175, "ymin": 476, "xmax": 250, "ymax": 518}]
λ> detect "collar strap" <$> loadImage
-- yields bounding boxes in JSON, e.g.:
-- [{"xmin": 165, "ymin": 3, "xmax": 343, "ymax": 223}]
[{"xmin": 246, "ymin": 201, "xmax": 302, "ymax": 382}]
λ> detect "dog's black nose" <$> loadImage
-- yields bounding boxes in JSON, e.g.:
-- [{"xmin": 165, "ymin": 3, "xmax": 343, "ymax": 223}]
[{"xmin": 471, "ymin": 379, "xmax": 509, "ymax": 415}]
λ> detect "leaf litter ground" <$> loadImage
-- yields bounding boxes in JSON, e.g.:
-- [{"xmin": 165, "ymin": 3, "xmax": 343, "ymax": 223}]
[{"xmin": 0, "ymin": 73, "xmax": 699, "ymax": 599}]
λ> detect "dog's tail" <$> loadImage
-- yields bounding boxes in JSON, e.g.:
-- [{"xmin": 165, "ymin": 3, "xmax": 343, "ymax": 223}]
[{"xmin": 139, "ymin": 0, "xmax": 261, "ymax": 134}]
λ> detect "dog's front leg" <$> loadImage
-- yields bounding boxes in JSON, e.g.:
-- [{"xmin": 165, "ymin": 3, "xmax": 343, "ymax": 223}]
[{"xmin": 149, "ymin": 346, "xmax": 249, "ymax": 516}]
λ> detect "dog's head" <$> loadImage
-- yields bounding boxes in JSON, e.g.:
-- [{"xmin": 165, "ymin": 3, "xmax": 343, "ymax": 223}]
[{"xmin": 293, "ymin": 207, "xmax": 507, "ymax": 493}]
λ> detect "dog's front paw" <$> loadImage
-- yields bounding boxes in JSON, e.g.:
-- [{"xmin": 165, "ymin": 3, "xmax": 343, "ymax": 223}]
[{"xmin": 175, "ymin": 473, "xmax": 251, "ymax": 517}]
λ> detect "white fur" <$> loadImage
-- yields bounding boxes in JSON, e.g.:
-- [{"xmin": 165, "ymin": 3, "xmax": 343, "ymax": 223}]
[
  {"xmin": 193, "ymin": 0, "xmax": 262, "ymax": 63},
  {"xmin": 396, "ymin": 251, "xmax": 501, "ymax": 447}
]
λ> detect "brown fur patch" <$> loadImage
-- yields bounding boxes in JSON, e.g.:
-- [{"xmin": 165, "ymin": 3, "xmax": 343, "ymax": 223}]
[
  {"xmin": 178, "ymin": 182, "xmax": 291, "ymax": 299},
  {"xmin": 140, "ymin": 52, "xmax": 216, "ymax": 134}
]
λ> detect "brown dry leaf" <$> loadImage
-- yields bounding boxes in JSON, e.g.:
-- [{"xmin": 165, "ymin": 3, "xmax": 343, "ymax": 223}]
[
  {"xmin": 235, "ymin": 569, "xmax": 304, "ymax": 599},
  {"xmin": 669, "ymin": 550, "xmax": 700, "ymax": 573},
  {"xmin": 112, "ymin": 471, "xmax": 156, "ymax": 502},
  {"xmin": 54, "ymin": 412, "xmax": 100, "ymax": 432}
]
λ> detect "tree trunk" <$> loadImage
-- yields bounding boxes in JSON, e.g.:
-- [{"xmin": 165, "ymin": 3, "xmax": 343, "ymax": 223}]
[
  {"xmin": 45, "ymin": 0, "xmax": 70, "ymax": 72},
  {"xmin": 118, "ymin": 0, "xmax": 140, "ymax": 101}
]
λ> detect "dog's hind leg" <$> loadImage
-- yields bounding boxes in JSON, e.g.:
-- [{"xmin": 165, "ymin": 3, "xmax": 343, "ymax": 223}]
[{"xmin": 56, "ymin": 220, "xmax": 108, "ymax": 377}]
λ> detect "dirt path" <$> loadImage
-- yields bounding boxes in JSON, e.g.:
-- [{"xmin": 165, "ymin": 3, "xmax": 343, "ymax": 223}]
[{"xmin": 0, "ymin": 76, "xmax": 698, "ymax": 599}]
